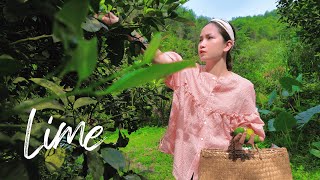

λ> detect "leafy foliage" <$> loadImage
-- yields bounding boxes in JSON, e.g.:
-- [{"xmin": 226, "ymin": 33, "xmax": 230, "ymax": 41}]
[
  {"xmin": 277, "ymin": 0, "xmax": 320, "ymax": 78},
  {"xmin": 0, "ymin": 0, "xmax": 193, "ymax": 179},
  {"xmin": 277, "ymin": 0, "xmax": 320, "ymax": 51}
]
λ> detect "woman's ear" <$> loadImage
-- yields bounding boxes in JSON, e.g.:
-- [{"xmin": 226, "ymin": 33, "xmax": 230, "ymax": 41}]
[{"xmin": 223, "ymin": 40, "xmax": 234, "ymax": 52}]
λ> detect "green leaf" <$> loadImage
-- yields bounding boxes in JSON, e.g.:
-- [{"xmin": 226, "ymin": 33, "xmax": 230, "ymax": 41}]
[
  {"xmin": 274, "ymin": 111, "xmax": 297, "ymax": 131},
  {"xmin": 45, "ymin": 147, "xmax": 66, "ymax": 172},
  {"xmin": 144, "ymin": 8, "xmax": 156, "ymax": 16},
  {"xmin": 64, "ymin": 37, "xmax": 98, "ymax": 84},
  {"xmin": 0, "ymin": 132, "xmax": 12, "ymax": 144},
  {"xmin": 0, "ymin": 160, "xmax": 29, "ymax": 180},
  {"xmin": 257, "ymin": 92, "xmax": 268, "ymax": 106},
  {"xmin": 268, "ymin": 89, "xmax": 277, "ymax": 106},
  {"xmin": 13, "ymin": 77, "xmax": 27, "ymax": 84},
  {"xmin": 29, "ymin": 122, "xmax": 59, "ymax": 139},
  {"xmin": 292, "ymin": 74, "xmax": 303, "ymax": 93},
  {"xmin": 164, "ymin": 0, "xmax": 179, "ymax": 4},
  {"xmin": 55, "ymin": 0, "xmax": 89, "ymax": 37},
  {"xmin": 296, "ymin": 73, "xmax": 303, "ymax": 82},
  {"xmin": 18, "ymin": 99, "xmax": 65, "ymax": 112},
  {"xmin": 310, "ymin": 149, "xmax": 320, "ymax": 158},
  {"xmin": 312, "ymin": 142, "xmax": 320, "ymax": 150},
  {"xmin": 267, "ymin": 118, "xmax": 276, "ymax": 132},
  {"xmin": 12, "ymin": 132, "xmax": 42, "ymax": 147},
  {"xmin": 87, "ymin": 151, "xmax": 104, "ymax": 180},
  {"xmin": 0, "ymin": 54, "xmax": 22, "ymax": 76},
  {"xmin": 168, "ymin": 2, "xmax": 180, "ymax": 13},
  {"xmin": 73, "ymin": 97, "xmax": 97, "ymax": 110},
  {"xmin": 30, "ymin": 78, "xmax": 68, "ymax": 106},
  {"xmin": 81, "ymin": 17, "xmax": 108, "ymax": 32},
  {"xmin": 68, "ymin": 96, "xmax": 76, "ymax": 104},
  {"xmin": 295, "ymin": 105, "xmax": 320, "ymax": 128},
  {"xmin": 89, "ymin": 0, "xmax": 100, "ymax": 13},
  {"xmin": 124, "ymin": 174, "xmax": 141, "ymax": 180},
  {"xmin": 259, "ymin": 109, "xmax": 271, "ymax": 115},
  {"xmin": 172, "ymin": 16, "xmax": 195, "ymax": 26},
  {"xmin": 101, "ymin": 148, "xmax": 126, "ymax": 171},
  {"xmin": 281, "ymin": 90, "xmax": 289, "ymax": 97},
  {"xmin": 143, "ymin": 33, "xmax": 161, "ymax": 64},
  {"xmin": 98, "ymin": 60, "xmax": 195, "ymax": 95},
  {"xmin": 279, "ymin": 77, "xmax": 303, "ymax": 92}
]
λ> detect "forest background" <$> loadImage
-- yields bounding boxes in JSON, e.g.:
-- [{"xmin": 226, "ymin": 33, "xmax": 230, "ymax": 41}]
[{"xmin": 0, "ymin": 0, "xmax": 319, "ymax": 179}]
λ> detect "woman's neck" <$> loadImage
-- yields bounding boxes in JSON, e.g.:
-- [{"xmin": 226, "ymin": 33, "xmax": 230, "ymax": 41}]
[{"xmin": 204, "ymin": 58, "xmax": 230, "ymax": 78}]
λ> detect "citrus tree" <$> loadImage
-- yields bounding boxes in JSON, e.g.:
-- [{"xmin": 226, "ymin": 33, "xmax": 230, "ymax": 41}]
[{"xmin": 0, "ymin": 0, "xmax": 195, "ymax": 179}]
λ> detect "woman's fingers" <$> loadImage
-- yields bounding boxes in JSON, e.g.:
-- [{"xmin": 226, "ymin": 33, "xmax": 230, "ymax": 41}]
[
  {"xmin": 239, "ymin": 132, "xmax": 246, "ymax": 145},
  {"xmin": 247, "ymin": 133, "xmax": 255, "ymax": 147},
  {"xmin": 233, "ymin": 133, "xmax": 241, "ymax": 150},
  {"xmin": 101, "ymin": 12, "xmax": 119, "ymax": 25},
  {"xmin": 233, "ymin": 133, "xmax": 242, "ymax": 142},
  {"xmin": 233, "ymin": 132, "xmax": 246, "ymax": 144},
  {"xmin": 108, "ymin": 12, "xmax": 118, "ymax": 19}
]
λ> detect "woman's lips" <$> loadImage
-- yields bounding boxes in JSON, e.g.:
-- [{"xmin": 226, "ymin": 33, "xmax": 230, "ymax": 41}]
[{"xmin": 199, "ymin": 50, "xmax": 206, "ymax": 54}]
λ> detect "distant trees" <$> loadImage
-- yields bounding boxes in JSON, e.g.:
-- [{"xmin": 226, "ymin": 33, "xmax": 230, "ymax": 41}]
[
  {"xmin": 277, "ymin": 0, "xmax": 320, "ymax": 52},
  {"xmin": 277, "ymin": 0, "xmax": 320, "ymax": 78}
]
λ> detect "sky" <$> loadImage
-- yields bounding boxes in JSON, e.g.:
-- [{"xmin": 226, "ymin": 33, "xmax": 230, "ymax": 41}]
[{"xmin": 183, "ymin": 0, "xmax": 278, "ymax": 20}]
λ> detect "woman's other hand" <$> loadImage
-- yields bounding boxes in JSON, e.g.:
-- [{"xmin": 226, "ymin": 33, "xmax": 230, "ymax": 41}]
[{"xmin": 94, "ymin": 12, "xmax": 119, "ymax": 25}]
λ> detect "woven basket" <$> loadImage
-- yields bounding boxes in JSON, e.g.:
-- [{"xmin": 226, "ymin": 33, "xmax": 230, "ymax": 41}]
[{"xmin": 199, "ymin": 147, "xmax": 292, "ymax": 180}]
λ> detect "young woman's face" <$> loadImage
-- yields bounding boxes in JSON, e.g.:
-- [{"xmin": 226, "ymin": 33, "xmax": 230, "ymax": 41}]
[{"xmin": 198, "ymin": 23, "xmax": 228, "ymax": 62}]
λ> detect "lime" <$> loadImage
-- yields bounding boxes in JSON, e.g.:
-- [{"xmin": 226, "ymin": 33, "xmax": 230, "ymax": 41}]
[
  {"xmin": 245, "ymin": 133, "xmax": 251, "ymax": 142},
  {"xmin": 233, "ymin": 127, "xmax": 245, "ymax": 135},
  {"xmin": 45, "ymin": 147, "xmax": 66, "ymax": 172},
  {"xmin": 254, "ymin": 135, "xmax": 261, "ymax": 143},
  {"xmin": 246, "ymin": 128, "xmax": 254, "ymax": 136}
]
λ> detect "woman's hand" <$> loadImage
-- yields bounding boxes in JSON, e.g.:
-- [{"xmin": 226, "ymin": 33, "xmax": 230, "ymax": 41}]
[{"xmin": 94, "ymin": 12, "xmax": 119, "ymax": 25}]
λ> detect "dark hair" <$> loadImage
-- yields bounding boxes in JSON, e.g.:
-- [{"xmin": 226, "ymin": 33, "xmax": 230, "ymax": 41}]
[{"xmin": 208, "ymin": 21, "xmax": 236, "ymax": 71}]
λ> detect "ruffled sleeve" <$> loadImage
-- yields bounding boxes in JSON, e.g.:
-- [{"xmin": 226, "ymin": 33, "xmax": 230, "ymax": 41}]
[
  {"xmin": 162, "ymin": 51, "xmax": 184, "ymax": 90},
  {"xmin": 231, "ymin": 83, "xmax": 266, "ymax": 140}
]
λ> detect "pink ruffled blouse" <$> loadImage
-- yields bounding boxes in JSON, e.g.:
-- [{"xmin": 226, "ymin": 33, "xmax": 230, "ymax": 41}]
[{"xmin": 159, "ymin": 52, "xmax": 265, "ymax": 180}]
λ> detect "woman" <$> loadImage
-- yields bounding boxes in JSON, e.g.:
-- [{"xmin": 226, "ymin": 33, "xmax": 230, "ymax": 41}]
[
  {"xmin": 153, "ymin": 19, "xmax": 265, "ymax": 179},
  {"xmin": 101, "ymin": 12, "xmax": 265, "ymax": 179}
]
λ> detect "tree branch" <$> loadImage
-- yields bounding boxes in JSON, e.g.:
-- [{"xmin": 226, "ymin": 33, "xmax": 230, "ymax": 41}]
[{"xmin": 10, "ymin": 34, "xmax": 53, "ymax": 45}]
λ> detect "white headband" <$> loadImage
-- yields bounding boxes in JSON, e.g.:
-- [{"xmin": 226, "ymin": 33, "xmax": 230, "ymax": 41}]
[{"xmin": 210, "ymin": 19, "xmax": 235, "ymax": 42}]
